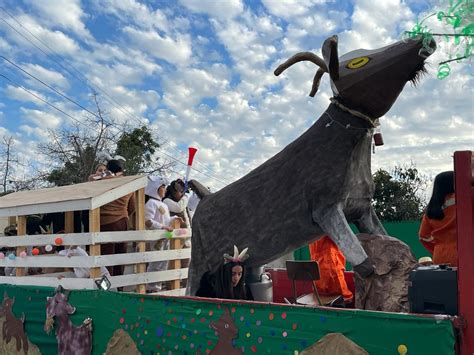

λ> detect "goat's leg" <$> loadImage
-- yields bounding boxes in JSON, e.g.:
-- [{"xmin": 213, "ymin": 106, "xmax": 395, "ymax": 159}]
[
  {"xmin": 186, "ymin": 226, "xmax": 211, "ymax": 296},
  {"xmin": 354, "ymin": 206, "xmax": 387, "ymax": 235},
  {"xmin": 312, "ymin": 205, "xmax": 374, "ymax": 277}
]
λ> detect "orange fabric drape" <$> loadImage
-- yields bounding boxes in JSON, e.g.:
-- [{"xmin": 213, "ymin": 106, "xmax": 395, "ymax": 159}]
[
  {"xmin": 309, "ymin": 236, "xmax": 353, "ymax": 301},
  {"xmin": 419, "ymin": 193, "xmax": 457, "ymax": 266}
]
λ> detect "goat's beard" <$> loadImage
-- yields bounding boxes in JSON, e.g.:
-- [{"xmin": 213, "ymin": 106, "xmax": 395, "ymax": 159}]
[
  {"xmin": 408, "ymin": 61, "xmax": 427, "ymax": 86},
  {"xmin": 44, "ymin": 316, "xmax": 54, "ymax": 334}
]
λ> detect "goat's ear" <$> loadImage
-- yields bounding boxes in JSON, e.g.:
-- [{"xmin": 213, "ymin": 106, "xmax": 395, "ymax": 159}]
[
  {"xmin": 322, "ymin": 35, "xmax": 339, "ymax": 81},
  {"xmin": 3, "ymin": 292, "xmax": 7, "ymax": 300}
]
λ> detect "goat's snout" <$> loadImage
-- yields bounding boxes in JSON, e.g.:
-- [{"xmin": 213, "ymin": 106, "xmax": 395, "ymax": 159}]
[{"xmin": 419, "ymin": 37, "xmax": 437, "ymax": 59}]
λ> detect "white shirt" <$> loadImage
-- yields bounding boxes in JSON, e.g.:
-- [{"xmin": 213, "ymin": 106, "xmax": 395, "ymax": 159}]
[
  {"xmin": 58, "ymin": 246, "xmax": 110, "ymax": 279},
  {"xmin": 145, "ymin": 198, "xmax": 174, "ymax": 230}
]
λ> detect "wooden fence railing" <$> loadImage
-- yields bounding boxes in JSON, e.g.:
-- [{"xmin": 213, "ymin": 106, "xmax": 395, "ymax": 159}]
[{"xmin": 0, "ymin": 228, "xmax": 191, "ymax": 295}]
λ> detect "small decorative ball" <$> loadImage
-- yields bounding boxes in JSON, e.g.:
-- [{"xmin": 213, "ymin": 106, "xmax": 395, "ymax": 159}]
[
  {"xmin": 54, "ymin": 237, "xmax": 63, "ymax": 246},
  {"xmin": 45, "ymin": 244, "xmax": 53, "ymax": 252},
  {"xmin": 20, "ymin": 251, "xmax": 27, "ymax": 258},
  {"xmin": 8, "ymin": 253, "xmax": 16, "ymax": 260},
  {"xmin": 0, "ymin": 252, "xmax": 4, "ymax": 259},
  {"xmin": 397, "ymin": 344, "xmax": 408, "ymax": 355},
  {"xmin": 165, "ymin": 231, "xmax": 173, "ymax": 239},
  {"xmin": 32, "ymin": 248, "xmax": 40, "ymax": 256}
]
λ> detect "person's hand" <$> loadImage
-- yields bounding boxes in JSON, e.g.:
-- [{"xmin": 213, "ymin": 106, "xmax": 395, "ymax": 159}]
[{"xmin": 164, "ymin": 226, "xmax": 173, "ymax": 232}]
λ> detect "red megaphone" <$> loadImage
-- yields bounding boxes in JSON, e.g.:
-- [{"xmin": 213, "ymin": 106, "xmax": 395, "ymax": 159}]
[{"xmin": 188, "ymin": 147, "xmax": 197, "ymax": 166}]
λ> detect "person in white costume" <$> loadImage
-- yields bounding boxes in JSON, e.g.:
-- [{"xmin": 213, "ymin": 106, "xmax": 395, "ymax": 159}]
[
  {"xmin": 58, "ymin": 246, "xmax": 110, "ymax": 279},
  {"xmin": 144, "ymin": 176, "xmax": 181, "ymax": 292}
]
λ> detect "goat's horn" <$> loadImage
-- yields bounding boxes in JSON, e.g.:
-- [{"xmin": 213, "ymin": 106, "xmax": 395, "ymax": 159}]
[
  {"xmin": 233, "ymin": 245, "xmax": 239, "ymax": 259},
  {"xmin": 238, "ymin": 247, "xmax": 248, "ymax": 260},
  {"xmin": 309, "ymin": 68, "xmax": 326, "ymax": 97},
  {"xmin": 274, "ymin": 52, "xmax": 328, "ymax": 76}
]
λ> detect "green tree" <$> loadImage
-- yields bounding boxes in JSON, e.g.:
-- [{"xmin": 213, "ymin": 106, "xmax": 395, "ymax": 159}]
[
  {"xmin": 40, "ymin": 95, "xmax": 172, "ymax": 186},
  {"xmin": 115, "ymin": 126, "xmax": 161, "ymax": 175},
  {"xmin": 372, "ymin": 164, "xmax": 428, "ymax": 221}
]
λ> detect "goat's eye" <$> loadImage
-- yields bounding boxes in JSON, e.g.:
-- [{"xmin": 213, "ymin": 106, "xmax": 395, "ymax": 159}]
[
  {"xmin": 346, "ymin": 56, "xmax": 370, "ymax": 69},
  {"xmin": 225, "ymin": 324, "xmax": 229, "ymax": 328}
]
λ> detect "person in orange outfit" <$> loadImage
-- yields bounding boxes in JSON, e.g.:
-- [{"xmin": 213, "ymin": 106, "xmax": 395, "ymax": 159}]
[
  {"xmin": 418, "ymin": 171, "xmax": 456, "ymax": 266},
  {"xmin": 309, "ymin": 236, "xmax": 353, "ymax": 302}
]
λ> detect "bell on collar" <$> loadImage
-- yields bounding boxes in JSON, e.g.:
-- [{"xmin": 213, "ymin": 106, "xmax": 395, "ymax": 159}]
[{"xmin": 373, "ymin": 128, "xmax": 384, "ymax": 146}]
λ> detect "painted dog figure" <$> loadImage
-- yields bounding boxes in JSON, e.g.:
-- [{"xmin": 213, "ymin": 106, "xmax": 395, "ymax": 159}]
[{"xmin": 188, "ymin": 35, "xmax": 436, "ymax": 295}]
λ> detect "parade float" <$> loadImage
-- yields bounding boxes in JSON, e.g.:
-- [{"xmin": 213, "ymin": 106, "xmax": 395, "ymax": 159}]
[{"xmin": 0, "ymin": 28, "xmax": 472, "ymax": 355}]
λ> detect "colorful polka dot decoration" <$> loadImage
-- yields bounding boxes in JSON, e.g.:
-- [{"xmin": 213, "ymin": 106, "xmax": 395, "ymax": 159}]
[
  {"xmin": 2, "ymin": 286, "xmax": 452, "ymax": 355},
  {"xmin": 398, "ymin": 344, "xmax": 408, "ymax": 355},
  {"xmin": 114, "ymin": 298, "xmax": 309, "ymax": 354}
]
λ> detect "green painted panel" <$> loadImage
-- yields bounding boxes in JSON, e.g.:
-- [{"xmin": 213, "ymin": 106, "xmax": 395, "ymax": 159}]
[{"xmin": 0, "ymin": 284, "xmax": 455, "ymax": 355}]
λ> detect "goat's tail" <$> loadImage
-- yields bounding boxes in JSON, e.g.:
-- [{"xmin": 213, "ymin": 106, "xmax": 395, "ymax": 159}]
[{"xmin": 44, "ymin": 316, "xmax": 54, "ymax": 334}]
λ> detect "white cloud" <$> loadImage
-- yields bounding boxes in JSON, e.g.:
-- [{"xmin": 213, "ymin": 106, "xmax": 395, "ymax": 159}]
[
  {"xmin": 339, "ymin": 0, "xmax": 414, "ymax": 52},
  {"xmin": 261, "ymin": 0, "xmax": 328, "ymax": 19},
  {"xmin": 122, "ymin": 26, "xmax": 192, "ymax": 65},
  {"xmin": 179, "ymin": 0, "xmax": 244, "ymax": 20},
  {"xmin": 95, "ymin": 0, "xmax": 169, "ymax": 32},
  {"xmin": 19, "ymin": 124, "xmax": 49, "ymax": 140},
  {"xmin": 4, "ymin": 85, "xmax": 46, "ymax": 106},
  {"xmin": 23, "ymin": 0, "xmax": 92, "ymax": 39},
  {"xmin": 0, "ymin": 0, "xmax": 471, "ymax": 192},
  {"xmin": 1, "ymin": 14, "xmax": 80, "ymax": 55},
  {"xmin": 20, "ymin": 108, "xmax": 62, "ymax": 128},
  {"xmin": 21, "ymin": 63, "xmax": 69, "ymax": 90}
]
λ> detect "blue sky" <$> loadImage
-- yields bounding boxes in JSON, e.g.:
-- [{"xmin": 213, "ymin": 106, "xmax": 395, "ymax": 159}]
[{"xmin": 0, "ymin": 0, "xmax": 472, "ymax": 191}]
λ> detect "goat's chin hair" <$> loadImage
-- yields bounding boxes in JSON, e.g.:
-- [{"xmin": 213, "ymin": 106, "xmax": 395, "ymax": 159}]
[
  {"xmin": 408, "ymin": 62, "xmax": 428, "ymax": 87},
  {"xmin": 44, "ymin": 316, "xmax": 54, "ymax": 334}
]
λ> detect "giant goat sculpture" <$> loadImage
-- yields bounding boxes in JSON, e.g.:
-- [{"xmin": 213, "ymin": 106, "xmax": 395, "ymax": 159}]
[{"xmin": 188, "ymin": 35, "xmax": 436, "ymax": 295}]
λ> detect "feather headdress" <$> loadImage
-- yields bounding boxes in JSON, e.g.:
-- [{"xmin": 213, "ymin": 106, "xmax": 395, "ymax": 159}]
[{"xmin": 223, "ymin": 245, "xmax": 249, "ymax": 264}]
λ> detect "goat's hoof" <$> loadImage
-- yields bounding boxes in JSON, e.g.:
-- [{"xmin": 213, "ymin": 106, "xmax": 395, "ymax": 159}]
[{"xmin": 353, "ymin": 258, "xmax": 375, "ymax": 278}]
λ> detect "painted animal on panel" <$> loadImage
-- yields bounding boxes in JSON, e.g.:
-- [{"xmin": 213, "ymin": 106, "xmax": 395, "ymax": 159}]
[
  {"xmin": 0, "ymin": 292, "xmax": 28, "ymax": 355},
  {"xmin": 44, "ymin": 287, "xmax": 92, "ymax": 355}
]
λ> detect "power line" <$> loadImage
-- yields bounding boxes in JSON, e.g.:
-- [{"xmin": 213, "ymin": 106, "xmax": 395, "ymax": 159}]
[
  {"xmin": 0, "ymin": 6, "xmax": 230, "ymax": 185},
  {"xmin": 155, "ymin": 149, "xmax": 228, "ymax": 187},
  {"xmin": 0, "ymin": 55, "xmax": 107, "ymax": 123},
  {"xmin": 0, "ymin": 7, "xmax": 145, "ymax": 122},
  {"xmin": 0, "ymin": 72, "xmax": 95, "ymax": 130},
  {"xmin": 0, "ymin": 6, "xmax": 229, "ymax": 183},
  {"xmin": 0, "ymin": 68, "xmax": 229, "ymax": 186}
]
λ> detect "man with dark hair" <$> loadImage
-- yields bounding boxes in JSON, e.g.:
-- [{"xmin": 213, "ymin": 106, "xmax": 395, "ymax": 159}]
[
  {"xmin": 100, "ymin": 159, "xmax": 135, "ymax": 276},
  {"xmin": 106, "ymin": 159, "xmax": 124, "ymax": 176}
]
